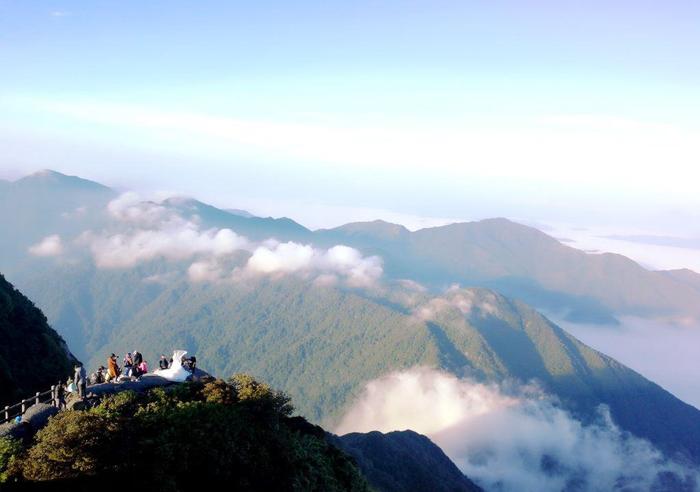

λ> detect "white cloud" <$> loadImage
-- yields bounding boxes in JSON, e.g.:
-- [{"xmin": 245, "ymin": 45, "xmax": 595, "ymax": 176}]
[
  {"xmin": 28, "ymin": 234, "xmax": 64, "ymax": 256},
  {"xmin": 337, "ymin": 368, "xmax": 516, "ymax": 437},
  {"xmin": 247, "ymin": 242, "xmax": 314, "ymax": 274},
  {"xmin": 81, "ymin": 193, "xmax": 251, "ymax": 268},
  {"xmin": 188, "ymin": 259, "xmax": 225, "ymax": 283},
  {"xmin": 107, "ymin": 192, "xmax": 171, "ymax": 227},
  {"xmin": 337, "ymin": 368, "xmax": 699, "ymax": 492},
  {"xmin": 246, "ymin": 241, "xmax": 383, "ymax": 286},
  {"xmin": 80, "ymin": 194, "xmax": 385, "ymax": 287},
  {"xmin": 323, "ymin": 245, "xmax": 383, "ymax": 287},
  {"xmin": 412, "ymin": 289, "xmax": 501, "ymax": 321},
  {"xmin": 85, "ymin": 223, "xmax": 248, "ymax": 269}
]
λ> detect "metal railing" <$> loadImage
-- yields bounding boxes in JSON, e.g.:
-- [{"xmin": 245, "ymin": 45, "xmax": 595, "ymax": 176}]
[{"xmin": 2, "ymin": 384, "xmax": 63, "ymax": 425}]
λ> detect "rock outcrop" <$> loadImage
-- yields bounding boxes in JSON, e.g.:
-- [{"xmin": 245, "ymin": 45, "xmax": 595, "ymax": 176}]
[{"xmin": 0, "ymin": 403, "xmax": 58, "ymax": 442}]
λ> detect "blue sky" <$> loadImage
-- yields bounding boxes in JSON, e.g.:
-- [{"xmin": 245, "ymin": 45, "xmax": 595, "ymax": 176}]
[{"xmin": 1, "ymin": 1, "xmax": 699, "ymax": 242}]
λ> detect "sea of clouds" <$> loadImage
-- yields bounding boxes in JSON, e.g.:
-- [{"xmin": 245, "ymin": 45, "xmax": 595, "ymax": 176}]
[
  {"xmin": 337, "ymin": 368, "xmax": 699, "ymax": 492},
  {"xmin": 28, "ymin": 192, "xmax": 383, "ymax": 288},
  {"xmin": 553, "ymin": 315, "xmax": 700, "ymax": 410}
]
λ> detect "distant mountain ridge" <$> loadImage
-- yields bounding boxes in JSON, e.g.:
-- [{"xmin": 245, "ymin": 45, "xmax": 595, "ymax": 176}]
[
  {"xmin": 316, "ymin": 218, "xmax": 700, "ymax": 323},
  {"xmin": 225, "ymin": 208, "xmax": 256, "ymax": 218},
  {"xmin": 660, "ymin": 269, "xmax": 700, "ymax": 295},
  {"xmin": 3, "ymin": 170, "xmax": 699, "ymax": 324},
  {"xmin": 0, "ymin": 170, "xmax": 116, "ymax": 269}
]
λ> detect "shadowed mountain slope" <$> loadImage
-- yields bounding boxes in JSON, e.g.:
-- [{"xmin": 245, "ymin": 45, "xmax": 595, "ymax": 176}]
[
  {"xmin": 329, "ymin": 430, "xmax": 482, "ymax": 492},
  {"xmin": 0, "ymin": 273, "xmax": 77, "ymax": 407}
]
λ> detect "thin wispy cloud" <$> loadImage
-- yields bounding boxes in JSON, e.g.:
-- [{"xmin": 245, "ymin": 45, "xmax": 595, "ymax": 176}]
[
  {"xmin": 17, "ymin": 98, "xmax": 700, "ymax": 202},
  {"xmin": 28, "ymin": 234, "xmax": 64, "ymax": 256}
]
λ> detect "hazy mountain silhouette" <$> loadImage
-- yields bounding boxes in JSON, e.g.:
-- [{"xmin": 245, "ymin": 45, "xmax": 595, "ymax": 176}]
[{"xmin": 5, "ymin": 170, "xmax": 699, "ymax": 323}]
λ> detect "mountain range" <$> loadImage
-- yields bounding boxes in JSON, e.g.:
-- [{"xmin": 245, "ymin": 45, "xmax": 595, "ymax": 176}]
[
  {"xmin": 2, "ymin": 170, "xmax": 700, "ymax": 487},
  {"xmin": 3, "ymin": 170, "xmax": 699, "ymax": 325}
]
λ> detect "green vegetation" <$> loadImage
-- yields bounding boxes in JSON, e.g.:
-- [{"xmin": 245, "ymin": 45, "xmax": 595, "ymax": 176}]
[
  {"xmin": 12, "ymin": 263, "xmax": 700, "ymax": 464},
  {"xmin": 331, "ymin": 430, "xmax": 482, "ymax": 492},
  {"xmin": 0, "ymin": 437, "xmax": 21, "ymax": 482},
  {"xmin": 0, "ymin": 273, "xmax": 76, "ymax": 407},
  {"xmin": 3, "ymin": 375, "xmax": 370, "ymax": 491}
]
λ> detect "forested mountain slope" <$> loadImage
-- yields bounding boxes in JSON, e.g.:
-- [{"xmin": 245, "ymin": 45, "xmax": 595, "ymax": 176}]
[
  {"xmin": 0, "ymin": 274, "xmax": 76, "ymax": 406},
  {"xmin": 29, "ymin": 270, "xmax": 693, "ymax": 465},
  {"xmin": 330, "ymin": 430, "xmax": 483, "ymax": 492}
]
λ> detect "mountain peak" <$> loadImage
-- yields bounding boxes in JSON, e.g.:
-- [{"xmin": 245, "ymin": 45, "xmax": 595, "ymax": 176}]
[
  {"xmin": 16, "ymin": 169, "xmax": 112, "ymax": 192},
  {"xmin": 328, "ymin": 219, "xmax": 410, "ymax": 238},
  {"xmin": 32, "ymin": 169, "xmax": 63, "ymax": 177}
]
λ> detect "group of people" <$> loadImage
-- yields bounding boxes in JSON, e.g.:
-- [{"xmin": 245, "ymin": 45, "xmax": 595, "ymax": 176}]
[
  {"xmin": 157, "ymin": 353, "xmax": 196, "ymax": 373},
  {"xmin": 69, "ymin": 350, "xmax": 199, "ymax": 400},
  {"xmin": 83, "ymin": 351, "xmax": 148, "ymax": 385},
  {"xmin": 121, "ymin": 351, "xmax": 148, "ymax": 379}
]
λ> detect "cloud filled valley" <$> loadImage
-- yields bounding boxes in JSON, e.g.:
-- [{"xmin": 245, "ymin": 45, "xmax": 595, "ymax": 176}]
[
  {"xmin": 555, "ymin": 315, "xmax": 700, "ymax": 410},
  {"xmin": 337, "ymin": 368, "xmax": 700, "ymax": 492}
]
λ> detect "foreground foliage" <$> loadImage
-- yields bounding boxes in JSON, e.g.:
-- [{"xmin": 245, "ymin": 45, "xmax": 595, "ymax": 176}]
[
  {"xmin": 5, "ymin": 375, "xmax": 369, "ymax": 491},
  {"xmin": 0, "ymin": 437, "xmax": 21, "ymax": 483}
]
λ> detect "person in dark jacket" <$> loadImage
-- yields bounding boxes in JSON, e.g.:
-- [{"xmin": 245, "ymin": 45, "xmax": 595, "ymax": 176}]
[
  {"xmin": 74, "ymin": 363, "xmax": 87, "ymax": 399},
  {"xmin": 57, "ymin": 382, "xmax": 66, "ymax": 409},
  {"xmin": 159, "ymin": 355, "xmax": 170, "ymax": 370},
  {"xmin": 181, "ymin": 355, "xmax": 197, "ymax": 374},
  {"xmin": 132, "ymin": 351, "xmax": 143, "ymax": 378},
  {"xmin": 89, "ymin": 366, "xmax": 106, "ymax": 385}
]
